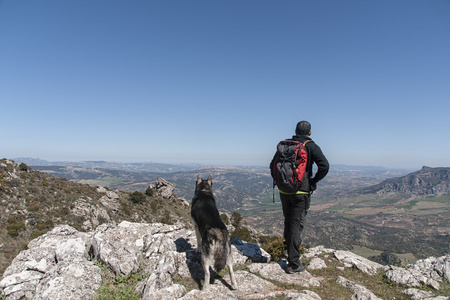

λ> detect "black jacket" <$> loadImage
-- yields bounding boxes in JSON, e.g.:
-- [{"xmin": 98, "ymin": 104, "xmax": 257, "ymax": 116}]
[{"xmin": 271, "ymin": 135, "xmax": 329, "ymax": 193}]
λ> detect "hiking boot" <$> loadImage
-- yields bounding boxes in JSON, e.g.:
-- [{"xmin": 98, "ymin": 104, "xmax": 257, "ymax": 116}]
[{"xmin": 285, "ymin": 264, "xmax": 305, "ymax": 274}]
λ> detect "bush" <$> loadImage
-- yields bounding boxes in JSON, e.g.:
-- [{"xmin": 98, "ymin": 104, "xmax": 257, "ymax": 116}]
[
  {"xmin": 19, "ymin": 163, "xmax": 29, "ymax": 172},
  {"xmin": 261, "ymin": 237, "xmax": 309, "ymax": 262},
  {"xmin": 161, "ymin": 211, "xmax": 173, "ymax": 225},
  {"xmin": 7, "ymin": 216, "xmax": 26, "ymax": 237},
  {"xmin": 230, "ymin": 211, "xmax": 243, "ymax": 227},
  {"xmin": 149, "ymin": 200, "xmax": 159, "ymax": 212},
  {"xmin": 220, "ymin": 213, "xmax": 229, "ymax": 225},
  {"xmin": 145, "ymin": 187, "xmax": 154, "ymax": 196},
  {"xmin": 263, "ymin": 237, "xmax": 285, "ymax": 262},
  {"xmin": 129, "ymin": 191, "xmax": 146, "ymax": 204},
  {"xmin": 231, "ymin": 226, "xmax": 253, "ymax": 242}
]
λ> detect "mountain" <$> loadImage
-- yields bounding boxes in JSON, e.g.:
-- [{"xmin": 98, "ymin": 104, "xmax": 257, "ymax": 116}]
[{"xmin": 359, "ymin": 166, "xmax": 450, "ymax": 196}]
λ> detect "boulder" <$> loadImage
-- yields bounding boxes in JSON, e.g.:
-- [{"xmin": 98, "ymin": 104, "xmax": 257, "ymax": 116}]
[
  {"xmin": 334, "ymin": 250, "xmax": 384, "ymax": 275},
  {"xmin": 0, "ymin": 225, "xmax": 100, "ymax": 300},
  {"xmin": 336, "ymin": 276, "xmax": 382, "ymax": 300},
  {"xmin": 385, "ymin": 266, "xmax": 440, "ymax": 290}
]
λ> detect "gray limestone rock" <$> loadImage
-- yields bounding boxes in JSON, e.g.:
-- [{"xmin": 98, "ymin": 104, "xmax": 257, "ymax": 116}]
[
  {"xmin": 336, "ymin": 276, "xmax": 382, "ymax": 300},
  {"xmin": 334, "ymin": 250, "xmax": 383, "ymax": 275},
  {"xmin": 2, "ymin": 220, "xmax": 449, "ymax": 300},
  {"xmin": 285, "ymin": 290, "xmax": 322, "ymax": 300},
  {"xmin": 247, "ymin": 261, "xmax": 322, "ymax": 287}
]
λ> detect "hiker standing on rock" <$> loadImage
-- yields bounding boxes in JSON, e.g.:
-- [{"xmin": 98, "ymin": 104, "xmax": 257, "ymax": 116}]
[{"xmin": 270, "ymin": 121, "xmax": 329, "ymax": 273}]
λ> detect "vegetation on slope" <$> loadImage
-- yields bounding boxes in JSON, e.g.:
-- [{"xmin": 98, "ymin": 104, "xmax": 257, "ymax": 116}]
[{"xmin": 0, "ymin": 159, "xmax": 192, "ymax": 276}]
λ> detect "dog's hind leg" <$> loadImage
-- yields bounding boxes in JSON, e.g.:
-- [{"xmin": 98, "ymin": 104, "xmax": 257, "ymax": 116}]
[
  {"xmin": 192, "ymin": 219, "xmax": 202, "ymax": 253},
  {"xmin": 226, "ymin": 253, "xmax": 237, "ymax": 290},
  {"xmin": 202, "ymin": 255, "xmax": 211, "ymax": 290}
]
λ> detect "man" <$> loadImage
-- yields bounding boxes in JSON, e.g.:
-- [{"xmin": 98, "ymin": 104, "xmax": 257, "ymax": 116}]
[{"xmin": 270, "ymin": 121, "xmax": 329, "ymax": 273}]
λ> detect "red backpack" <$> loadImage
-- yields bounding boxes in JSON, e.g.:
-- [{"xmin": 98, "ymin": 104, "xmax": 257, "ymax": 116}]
[{"xmin": 271, "ymin": 139, "xmax": 310, "ymax": 194}]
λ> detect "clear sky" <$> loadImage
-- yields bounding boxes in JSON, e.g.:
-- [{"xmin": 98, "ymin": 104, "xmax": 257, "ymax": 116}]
[{"xmin": 1, "ymin": 0, "xmax": 449, "ymax": 169}]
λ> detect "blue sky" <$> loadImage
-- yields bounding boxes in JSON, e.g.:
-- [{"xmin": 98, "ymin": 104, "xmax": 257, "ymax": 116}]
[{"xmin": 1, "ymin": 0, "xmax": 449, "ymax": 169}]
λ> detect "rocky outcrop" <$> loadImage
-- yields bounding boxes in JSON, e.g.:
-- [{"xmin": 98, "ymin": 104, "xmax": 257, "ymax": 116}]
[
  {"xmin": 336, "ymin": 276, "xmax": 383, "ymax": 300},
  {"xmin": 1, "ymin": 222, "xmax": 449, "ymax": 300},
  {"xmin": 150, "ymin": 178, "xmax": 176, "ymax": 199},
  {"xmin": 334, "ymin": 250, "xmax": 384, "ymax": 275},
  {"xmin": 361, "ymin": 166, "xmax": 450, "ymax": 196},
  {"xmin": 385, "ymin": 255, "xmax": 450, "ymax": 291},
  {"xmin": 0, "ymin": 225, "xmax": 101, "ymax": 300}
]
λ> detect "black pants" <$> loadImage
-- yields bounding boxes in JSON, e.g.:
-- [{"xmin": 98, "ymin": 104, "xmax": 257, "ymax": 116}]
[{"xmin": 280, "ymin": 193, "xmax": 310, "ymax": 269}]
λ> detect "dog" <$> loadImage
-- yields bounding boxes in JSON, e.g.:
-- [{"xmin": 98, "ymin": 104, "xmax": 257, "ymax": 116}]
[{"xmin": 191, "ymin": 174, "xmax": 237, "ymax": 290}]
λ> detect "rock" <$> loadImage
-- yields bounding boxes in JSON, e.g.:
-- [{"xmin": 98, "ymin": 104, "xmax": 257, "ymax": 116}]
[
  {"xmin": 180, "ymin": 284, "xmax": 238, "ymax": 299},
  {"xmin": 247, "ymin": 261, "xmax": 323, "ymax": 287},
  {"xmin": 403, "ymin": 288, "xmax": 434, "ymax": 300},
  {"xmin": 385, "ymin": 266, "xmax": 440, "ymax": 290},
  {"xmin": 334, "ymin": 250, "xmax": 383, "ymax": 275},
  {"xmin": 336, "ymin": 276, "xmax": 382, "ymax": 300},
  {"xmin": 154, "ymin": 177, "xmax": 176, "ymax": 198},
  {"xmin": 34, "ymin": 261, "xmax": 102, "ymax": 300},
  {"xmin": 409, "ymin": 255, "xmax": 450, "ymax": 282},
  {"xmin": 307, "ymin": 258, "xmax": 327, "ymax": 270},
  {"xmin": 2, "ymin": 220, "xmax": 449, "ymax": 300},
  {"xmin": 226, "ymin": 270, "xmax": 285, "ymax": 299},
  {"xmin": 70, "ymin": 197, "xmax": 111, "ymax": 231},
  {"xmin": 0, "ymin": 270, "xmax": 43, "ymax": 300},
  {"xmin": 0, "ymin": 225, "xmax": 100, "ymax": 300},
  {"xmin": 303, "ymin": 245, "xmax": 334, "ymax": 259},
  {"xmin": 285, "ymin": 290, "xmax": 322, "ymax": 300},
  {"xmin": 97, "ymin": 186, "xmax": 121, "ymax": 211}
]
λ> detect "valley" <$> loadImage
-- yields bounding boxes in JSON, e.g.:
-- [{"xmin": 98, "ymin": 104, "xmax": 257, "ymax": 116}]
[{"xmin": 12, "ymin": 158, "xmax": 450, "ymax": 262}]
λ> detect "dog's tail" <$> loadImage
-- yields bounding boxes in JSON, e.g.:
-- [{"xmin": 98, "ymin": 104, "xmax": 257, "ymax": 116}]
[{"xmin": 210, "ymin": 228, "xmax": 231, "ymax": 272}]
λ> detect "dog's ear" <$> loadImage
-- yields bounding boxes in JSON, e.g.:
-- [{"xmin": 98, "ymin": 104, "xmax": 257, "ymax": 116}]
[
  {"xmin": 196, "ymin": 174, "xmax": 202, "ymax": 185},
  {"xmin": 207, "ymin": 175, "xmax": 212, "ymax": 186}
]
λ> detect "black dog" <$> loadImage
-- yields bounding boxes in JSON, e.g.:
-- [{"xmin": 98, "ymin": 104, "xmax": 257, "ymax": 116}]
[{"xmin": 191, "ymin": 174, "xmax": 237, "ymax": 290}]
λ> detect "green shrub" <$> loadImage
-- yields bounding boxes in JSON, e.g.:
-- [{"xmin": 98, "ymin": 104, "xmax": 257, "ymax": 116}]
[
  {"xmin": 230, "ymin": 211, "xmax": 242, "ymax": 227},
  {"xmin": 145, "ymin": 187, "xmax": 154, "ymax": 196},
  {"xmin": 6, "ymin": 216, "xmax": 26, "ymax": 237},
  {"xmin": 220, "ymin": 213, "xmax": 229, "ymax": 225},
  {"xmin": 161, "ymin": 211, "xmax": 173, "ymax": 225},
  {"xmin": 149, "ymin": 200, "xmax": 158, "ymax": 212},
  {"xmin": 263, "ymin": 237, "xmax": 285, "ymax": 262},
  {"xmin": 27, "ymin": 203, "xmax": 40, "ymax": 212},
  {"xmin": 261, "ymin": 237, "xmax": 308, "ymax": 262},
  {"xmin": 18, "ymin": 163, "xmax": 29, "ymax": 172},
  {"xmin": 231, "ymin": 226, "xmax": 253, "ymax": 242},
  {"xmin": 35, "ymin": 219, "xmax": 54, "ymax": 232},
  {"xmin": 129, "ymin": 191, "xmax": 146, "ymax": 204},
  {"xmin": 95, "ymin": 268, "xmax": 148, "ymax": 300}
]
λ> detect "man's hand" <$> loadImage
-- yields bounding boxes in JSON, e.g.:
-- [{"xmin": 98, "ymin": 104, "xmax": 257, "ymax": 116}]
[{"xmin": 310, "ymin": 179, "xmax": 317, "ymax": 191}]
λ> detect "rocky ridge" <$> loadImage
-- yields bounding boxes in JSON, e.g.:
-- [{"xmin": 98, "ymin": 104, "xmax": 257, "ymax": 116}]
[
  {"xmin": 361, "ymin": 166, "xmax": 450, "ymax": 196},
  {"xmin": 1, "ymin": 221, "xmax": 449, "ymax": 300}
]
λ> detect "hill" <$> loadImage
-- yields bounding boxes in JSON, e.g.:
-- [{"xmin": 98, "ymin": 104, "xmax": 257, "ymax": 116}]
[
  {"xmin": 0, "ymin": 159, "xmax": 192, "ymax": 276},
  {"xmin": 359, "ymin": 166, "xmax": 450, "ymax": 196}
]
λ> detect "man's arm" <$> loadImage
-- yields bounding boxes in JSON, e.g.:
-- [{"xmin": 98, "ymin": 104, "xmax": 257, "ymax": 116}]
[{"xmin": 311, "ymin": 145, "xmax": 329, "ymax": 183}]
